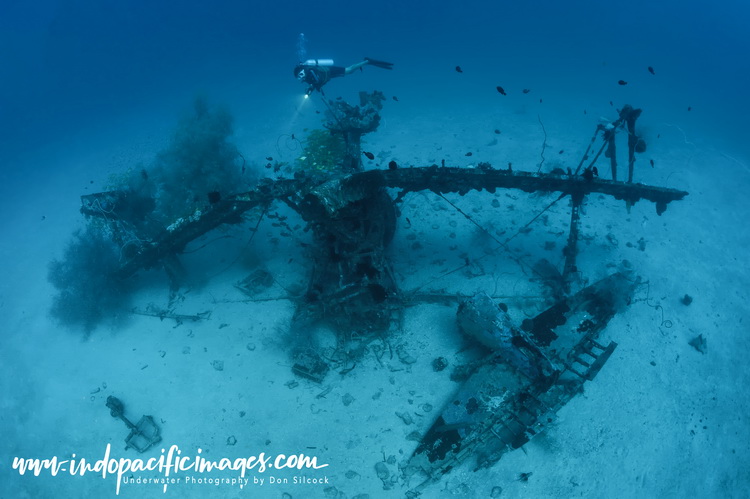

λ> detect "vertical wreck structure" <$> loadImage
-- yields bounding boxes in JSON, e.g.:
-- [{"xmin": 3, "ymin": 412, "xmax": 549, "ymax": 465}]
[{"xmin": 285, "ymin": 92, "xmax": 398, "ymax": 362}]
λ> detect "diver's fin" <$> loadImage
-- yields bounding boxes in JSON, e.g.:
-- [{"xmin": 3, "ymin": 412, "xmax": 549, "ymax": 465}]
[{"xmin": 364, "ymin": 57, "xmax": 394, "ymax": 70}]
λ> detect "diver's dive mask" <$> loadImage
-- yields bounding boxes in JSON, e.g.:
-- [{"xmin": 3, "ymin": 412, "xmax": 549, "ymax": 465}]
[{"xmin": 296, "ymin": 69, "xmax": 306, "ymax": 81}]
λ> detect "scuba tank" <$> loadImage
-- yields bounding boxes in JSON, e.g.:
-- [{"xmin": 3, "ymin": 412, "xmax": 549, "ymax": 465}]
[{"xmin": 302, "ymin": 58, "xmax": 334, "ymax": 67}]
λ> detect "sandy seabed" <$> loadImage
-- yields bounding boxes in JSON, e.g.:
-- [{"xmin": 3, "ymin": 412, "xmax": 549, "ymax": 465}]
[{"xmin": 2, "ymin": 82, "xmax": 749, "ymax": 499}]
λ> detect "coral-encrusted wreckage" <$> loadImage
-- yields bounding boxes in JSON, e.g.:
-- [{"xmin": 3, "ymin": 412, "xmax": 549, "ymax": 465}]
[{"xmin": 61, "ymin": 92, "xmax": 687, "ymax": 493}]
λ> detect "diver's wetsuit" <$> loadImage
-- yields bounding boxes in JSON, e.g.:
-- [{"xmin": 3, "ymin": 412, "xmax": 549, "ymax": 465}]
[
  {"xmin": 301, "ymin": 65, "xmax": 346, "ymax": 93},
  {"xmin": 295, "ymin": 57, "xmax": 393, "ymax": 94}
]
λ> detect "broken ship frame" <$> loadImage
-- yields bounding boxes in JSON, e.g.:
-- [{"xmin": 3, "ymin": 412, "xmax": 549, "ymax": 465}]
[{"xmin": 79, "ymin": 93, "xmax": 687, "ymax": 494}]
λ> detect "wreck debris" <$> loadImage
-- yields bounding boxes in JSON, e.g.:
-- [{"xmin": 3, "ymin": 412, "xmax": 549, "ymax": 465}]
[
  {"xmin": 624, "ymin": 105, "xmax": 644, "ymax": 183},
  {"xmin": 689, "ymin": 334, "xmax": 707, "ymax": 354},
  {"xmin": 292, "ymin": 350, "xmax": 330, "ymax": 383},
  {"xmin": 235, "ymin": 268, "xmax": 275, "ymax": 296},
  {"xmin": 396, "ymin": 344, "xmax": 418, "ymax": 365},
  {"xmin": 562, "ymin": 192, "xmax": 584, "ymax": 291},
  {"xmin": 580, "ymin": 104, "xmax": 643, "ymax": 183},
  {"xmin": 105, "ymin": 396, "xmax": 162, "ymax": 453},
  {"xmin": 323, "ymin": 90, "xmax": 384, "ymax": 172},
  {"xmin": 342, "ymin": 393, "xmax": 355, "ymax": 406},
  {"xmin": 396, "ymin": 411, "xmax": 414, "ymax": 425},
  {"xmin": 405, "ymin": 272, "xmax": 637, "ymax": 493},
  {"xmin": 375, "ymin": 461, "xmax": 391, "ymax": 489},
  {"xmin": 131, "ymin": 304, "xmax": 211, "ymax": 324},
  {"xmin": 457, "ymin": 291, "xmax": 558, "ymax": 380}
]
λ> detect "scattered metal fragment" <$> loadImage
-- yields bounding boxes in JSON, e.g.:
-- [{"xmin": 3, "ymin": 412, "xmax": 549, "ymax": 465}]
[
  {"xmin": 105, "ymin": 396, "xmax": 161, "ymax": 453},
  {"xmin": 396, "ymin": 345, "xmax": 417, "ymax": 365},
  {"xmin": 689, "ymin": 334, "xmax": 707, "ymax": 354},
  {"xmin": 395, "ymin": 411, "xmax": 414, "ymax": 425},
  {"xmin": 235, "ymin": 268, "xmax": 275, "ymax": 296},
  {"xmin": 131, "ymin": 304, "xmax": 211, "ymax": 323},
  {"xmin": 292, "ymin": 350, "xmax": 329, "ymax": 383}
]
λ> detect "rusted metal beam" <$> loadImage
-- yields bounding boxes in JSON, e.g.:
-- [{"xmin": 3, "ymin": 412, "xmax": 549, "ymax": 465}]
[
  {"xmin": 82, "ymin": 167, "xmax": 687, "ymax": 280},
  {"xmin": 373, "ymin": 167, "xmax": 687, "ymax": 213}
]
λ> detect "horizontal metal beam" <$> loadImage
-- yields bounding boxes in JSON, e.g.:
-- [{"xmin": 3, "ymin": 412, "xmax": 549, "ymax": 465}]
[{"xmin": 82, "ymin": 167, "xmax": 687, "ymax": 280}]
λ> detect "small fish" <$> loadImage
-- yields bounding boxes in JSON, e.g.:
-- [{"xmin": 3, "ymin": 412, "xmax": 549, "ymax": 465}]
[
  {"xmin": 609, "ymin": 101, "xmax": 614, "ymax": 106},
  {"xmin": 618, "ymin": 80, "xmax": 628, "ymax": 85},
  {"xmin": 650, "ymin": 159, "xmax": 655, "ymax": 168},
  {"xmin": 539, "ymin": 98, "xmax": 543, "ymax": 103},
  {"xmin": 558, "ymin": 150, "xmax": 564, "ymax": 154},
  {"xmin": 496, "ymin": 86, "xmax": 506, "ymax": 96},
  {"xmin": 388, "ymin": 160, "xmax": 398, "ymax": 170},
  {"xmin": 363, "ymin": 151, "xmax": 375, "ymax": 160},
  {"xmin": 265, "ymin": 156, "xmax": 273, "ymax": 161},
  {"xmin": 465, "ymin": 152, "xmax": 473, "ymax": 157},
  {"xmin": 522, "ymin": 88, "xmax": 530, "ymax": 94},
  {"xmin": 584, "ymin": 109, "xmax": 587, "ymax": 114},
  {"xmin": 518, "ymin": 472, "xmax": 533, "ymax": 482},
  {"xmin": 648, "ymin": 66, "xmax": 655, "ymax": 75},
  {"xmin": 494, "ymin": 129, "xmax": 501, "ymax": 134},
  {"xmin": 393, "ymin": 96, "xmax": 399, "ymax": 101},
  {"xmin": 405, "ymin": 217, "xmax": 412, "ymax": 228},
  {"xmin": 455, "ymin": 66, "xmax": 463, "ymax": 73},
  {"xmin": 687, "ymin": 106, "xmax": 692, "ymax": 111}
]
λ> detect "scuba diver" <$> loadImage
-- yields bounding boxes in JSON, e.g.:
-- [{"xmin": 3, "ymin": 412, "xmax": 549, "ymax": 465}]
[{"xmin": 294, "ymin": 57, "xmax": 394, "ymax": 95}]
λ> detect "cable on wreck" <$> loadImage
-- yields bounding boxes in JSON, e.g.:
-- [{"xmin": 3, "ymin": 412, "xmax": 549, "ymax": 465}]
[
  {"xmin": 206, "ymin": 205, "xmax": 270, "ymax": 280},
  {"xmin": 408, "ymin": 192, "xmax": 566, "ymax": 294},
  {"xmin": 536, "ymin": 115, "xmax": 547, "ymax": 173}
]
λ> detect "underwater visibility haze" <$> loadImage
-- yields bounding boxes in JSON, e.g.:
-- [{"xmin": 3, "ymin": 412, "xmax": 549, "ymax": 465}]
[{"xmin": 1, "ymin": 0, "xmax": 749, "ymax": 497}]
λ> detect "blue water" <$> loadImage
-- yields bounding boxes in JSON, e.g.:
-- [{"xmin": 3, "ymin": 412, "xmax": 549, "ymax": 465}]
[{"xmin": 2, "ymin": 0, "xmax": 748, "ymax": 162}]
